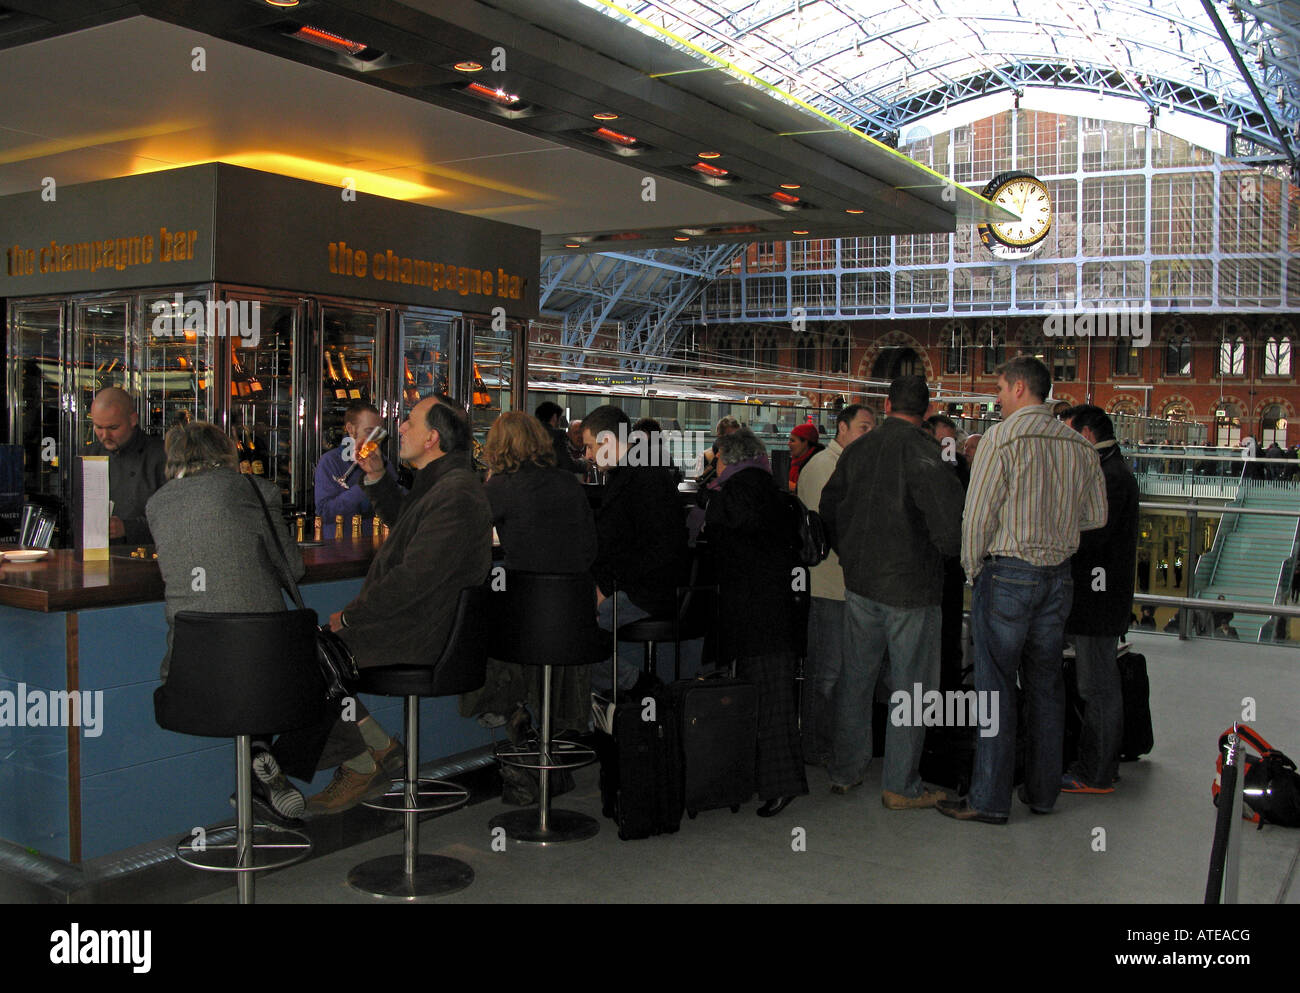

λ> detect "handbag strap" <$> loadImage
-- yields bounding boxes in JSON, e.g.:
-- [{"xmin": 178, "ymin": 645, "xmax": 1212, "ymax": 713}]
[{"xmin": 246, "ymin": 474, "xmax": 307, "ymax": 611}]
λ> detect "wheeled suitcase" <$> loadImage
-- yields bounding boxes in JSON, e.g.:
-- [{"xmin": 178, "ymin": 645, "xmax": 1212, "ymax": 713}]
[
  {"xmin": 1117, "ymin": 652, "xmax": 1154, "ymax": 760},
  {"xmin": 1062, "ymin": 649, "xmax": 1154, "ymax": 766},
  {"xmin": 671, "ymin": 675, "xmax": 757, "ymax": 818},
  {"xmin": 594, "ymin": 681, "xmax": 683, "ymax": 840}
]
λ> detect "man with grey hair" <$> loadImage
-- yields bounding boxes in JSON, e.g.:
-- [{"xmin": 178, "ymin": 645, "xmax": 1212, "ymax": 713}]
[
  {"xmin": 820, "ymin": 377, "xmax": 964, "ymax": 810},
  {"xmin": 88, "ymin": 387, "xmax": 166, "ymax": 545},
  {"xmin": 795, "ymin": 404, "xmax": 875, "ymax": 765}
]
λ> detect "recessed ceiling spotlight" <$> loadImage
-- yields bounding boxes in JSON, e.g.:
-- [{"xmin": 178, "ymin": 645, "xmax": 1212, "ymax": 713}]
[
  {"xmin": 565, "ymin": 242, "xmax": 581, "ymax": 248},
  {"xmin": 697, "ymin": 151, "xmax": 722, "ymax": 159},
  {"xmin": 673, "ymin": 236, "xmax": 690, "ymax": 241},
  {"xmin": 845, "ymin": 208, "xmax": 865, "ymax": 214},
  {"xmin": 780, "ymin": 183, "xmax": 801, "ymax": 190},
  {"xmin": 792, "ymin": 229, "xmax": 810, "ymax": 235},
  {"xmin": 454, "ymin": 61, "xmax": 484, "ymax": 72},
  {"xmin": 593, "ymin": 112, "xmax": 619, "ymax": 120},
  {"xmin": 264, "ymin": 0, "xmax": 301, "ymax": 7}
]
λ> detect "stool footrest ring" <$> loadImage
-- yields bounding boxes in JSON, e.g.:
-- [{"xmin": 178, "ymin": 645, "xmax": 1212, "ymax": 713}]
[
  {"xmin": 174, "ymin": 823, "xmax": 312, "ymax": 873},
  {"xmin": 361, "ymin": 777, "xmax": 470, "ymax": 814},
  {"xmin": 495, "ymin": 740, "xmax": 597, "ymax": 772}
]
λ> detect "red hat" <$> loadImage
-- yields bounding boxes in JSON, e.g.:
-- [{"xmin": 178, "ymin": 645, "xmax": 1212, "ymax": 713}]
[{"xmin": 791, "ymin": 424, "xmax": 819, "ymax": 444}]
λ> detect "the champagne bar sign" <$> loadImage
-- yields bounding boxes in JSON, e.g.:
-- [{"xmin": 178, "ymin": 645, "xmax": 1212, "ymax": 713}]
[
  {"xmin": 0, "ymin": 164, "xmax": 541, "ymax": 319},
  {"xmin": 6, "ymin": 226, "xmax": 200, "ymax": 278}
]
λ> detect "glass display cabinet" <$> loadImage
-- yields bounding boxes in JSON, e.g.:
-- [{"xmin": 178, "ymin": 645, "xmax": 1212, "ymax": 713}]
[{"xmin": 5, "ymin": 287, "xmax": 526, "ymax": 545}]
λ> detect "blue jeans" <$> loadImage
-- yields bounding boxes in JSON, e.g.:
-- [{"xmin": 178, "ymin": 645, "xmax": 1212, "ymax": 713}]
[
  {"xmin": 1070, "ymin": 634, "xmax": 1122, "ymax": 788},
  {"xmin": 591, "ymin": 592, "xmax": 703, "ymax": 695},
  {"xmin": 970, "ymin": 558, "xmax": 1073, "ymax": 816},
  {"xmin": 802, "ymin": 597, "xmax": 846, "ymax": 764},
  {"xmin": 829, "ymin": 591, "xmax": 940, "ymax": 797}
]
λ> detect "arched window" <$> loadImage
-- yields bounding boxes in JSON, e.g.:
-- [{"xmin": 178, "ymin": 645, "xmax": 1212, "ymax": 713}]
[
  {"xmin": 1261, "ymin": 404, "xmax": 1288, "ymax": 447},
  {"xmin": 942, "ymin": 323, "xmax": 970, "ymax": 375},
  {"xmin": 1165, "ymin": 333, "xmax": 1192, "ymax": 377},
  {"xmin": 1114, "ymin": 340, "xmax": 1140, "ymax": 376},
  {"xmin": 1218, "ymin": 335, "xmax": 1247, "ymax": 376},
  {"xmin": 829, "ymin": 330, "xmax": 851, "ymax": 374},
  {"xmin": 755, "ymin": 327, "xmax": 779, "ymax": 368},
  {"xmin": 979, "ymin": 322, "xmax": 1005, "ymax": 376},
  {"xmin": 1264, "ymin": 336, "xmax": 1292, "ymax": 377},
  {"xmin": 1214, "ymin": 402, "xmax": 1243, "ymax": 447},
  {"xmin": 794, "ymin": 333, "xmax": 816, "ymax": 372}
]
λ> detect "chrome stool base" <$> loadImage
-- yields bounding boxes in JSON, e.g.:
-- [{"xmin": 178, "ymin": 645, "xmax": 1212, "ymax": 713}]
[
  {"xmin": 175, "ymin": 823, "xmax": 312, "ymax": 872},
  {"xmin": 347, "ymin": 853, "xmax": 474, "ymax": 899},
  {"xmin": 489, "ymin": 807, "xmax": 600, "ymax": 845}
]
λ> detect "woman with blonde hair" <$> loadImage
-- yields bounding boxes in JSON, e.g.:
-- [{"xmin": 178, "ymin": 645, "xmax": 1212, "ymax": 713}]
[
  {"xmin": 147, "ymin": 421, "xmax": 400, "ymax": 823},
  {"xmin": 461, "ymin": 410, "xmax": 597, "ymax": 766}
]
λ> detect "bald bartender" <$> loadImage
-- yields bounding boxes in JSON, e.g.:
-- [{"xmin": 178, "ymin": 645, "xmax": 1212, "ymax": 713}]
[{"xmin": 87, "ymin": 387, "xmax": 167, "ymax": 544}]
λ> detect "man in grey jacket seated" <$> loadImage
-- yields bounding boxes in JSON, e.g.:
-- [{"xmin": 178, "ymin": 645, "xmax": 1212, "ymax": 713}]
[{"xmin": 322, "ymin": 395, "xmax": 493, "ymax": 813}]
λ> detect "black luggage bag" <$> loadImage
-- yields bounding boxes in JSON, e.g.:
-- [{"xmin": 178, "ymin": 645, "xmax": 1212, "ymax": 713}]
[
  {"xmin": 1062, "ymin": 650, "xmax": 1154, "ymax": 768},
  {"xmin": 671, "ymin": 675, "xmax": 757, "ymax": 818},
  {"xmin": 594, "ymin": 680, "xmax": 684, "ymax": 840}
]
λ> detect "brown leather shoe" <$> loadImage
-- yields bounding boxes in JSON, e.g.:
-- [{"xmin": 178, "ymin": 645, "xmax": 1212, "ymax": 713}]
[
  {"xmin": 935, "ymin": 798, "xmax": 1007, "ymax": 825},
  {"xmin": 882, "ymin": 788, "xmax": 947, "ymax": 810},
  {"xmin": 371, "ymin": 738, "xmax": 406, "ymax": 781},
  {"xmin": 305, "ymin": 763, "xmax": 392, "ymax": 816}
]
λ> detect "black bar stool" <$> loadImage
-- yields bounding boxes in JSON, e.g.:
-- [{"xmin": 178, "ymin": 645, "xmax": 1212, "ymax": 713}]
[
  {"xmin": 154, "ymin": 609, "xmax": 324, "ymax": 905},
  {"xmin": 617, "ymin": 554, "xmax": 717, "ymax": 681},
  {"xmin": 490, "ymin": 571, "xmax": 607, "ymax": 844},
  {"xmin": 346, "ymin": 585, "xmax": 491, "ymax": 900}
]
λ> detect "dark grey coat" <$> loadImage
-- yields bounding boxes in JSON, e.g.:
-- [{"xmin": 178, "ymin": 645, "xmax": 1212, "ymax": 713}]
[
  {"xmin": 146, "ymin": 469, "xmax": 304, "ymax": 679},
  {"xmin": 340, "ymin": 454, "xmax": 492, "ymax": 669}
]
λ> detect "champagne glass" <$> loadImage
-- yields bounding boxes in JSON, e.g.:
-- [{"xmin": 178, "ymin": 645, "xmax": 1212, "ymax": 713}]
[{"xmin": 334, "ymin": 425, "xmax": 388, "ymax": 488}]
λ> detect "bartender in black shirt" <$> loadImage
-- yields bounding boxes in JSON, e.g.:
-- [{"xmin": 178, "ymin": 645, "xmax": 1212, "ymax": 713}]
[{"xmin": 87, "ymin": 387, "xmax": 167, "ymax": 544}]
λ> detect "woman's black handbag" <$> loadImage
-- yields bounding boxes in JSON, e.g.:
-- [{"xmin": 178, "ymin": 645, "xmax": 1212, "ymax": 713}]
[{"xmin": 247, "ymin": 476, "xmax": 359, "ymax": 702}]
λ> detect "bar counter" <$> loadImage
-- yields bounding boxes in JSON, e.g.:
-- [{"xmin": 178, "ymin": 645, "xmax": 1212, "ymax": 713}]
[{"xmin": 0, "ymin": 535, "xmax": 495, "ymax": 863}]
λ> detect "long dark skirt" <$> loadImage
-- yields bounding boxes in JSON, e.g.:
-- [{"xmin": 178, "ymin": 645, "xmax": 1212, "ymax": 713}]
[{"xmin": 734, "ymin": 652, "xmax": 808, "ymax": 802}]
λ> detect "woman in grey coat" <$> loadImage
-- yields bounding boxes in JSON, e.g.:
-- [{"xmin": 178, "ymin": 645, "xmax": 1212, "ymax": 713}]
[{"xmin": 147, "ymin": 423, "xmax": 399, "ymax": 822}]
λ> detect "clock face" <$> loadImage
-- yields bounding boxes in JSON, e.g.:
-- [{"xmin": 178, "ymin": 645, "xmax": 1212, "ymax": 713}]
[{"xmin": 978, "ymin": 171, "xmax": 1052, "ymax": 259}]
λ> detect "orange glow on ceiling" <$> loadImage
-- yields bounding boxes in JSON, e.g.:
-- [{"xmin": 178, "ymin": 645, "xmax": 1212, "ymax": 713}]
[{"xmin": 130, "ymin": 152, "xmax": 444, "ymax": 201}]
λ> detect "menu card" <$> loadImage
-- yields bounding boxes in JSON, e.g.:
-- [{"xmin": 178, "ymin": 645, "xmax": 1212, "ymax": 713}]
[{"xmin": 81, "ymin": 456, "xmax": 109, "ymax": 560}]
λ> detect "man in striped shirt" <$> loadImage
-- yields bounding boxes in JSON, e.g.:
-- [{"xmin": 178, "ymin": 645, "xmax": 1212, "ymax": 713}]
[{"xmin": 937, "ymin": 356, "xmax": 1107, "ymax": 825}]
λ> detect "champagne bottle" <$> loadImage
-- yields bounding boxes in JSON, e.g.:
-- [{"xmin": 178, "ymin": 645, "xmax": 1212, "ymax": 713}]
[
  {"xmin": 403, "ymin": 357, "xmax": 420, "ymax": 407},
  {"xmin": 334, "ymin": 514, "xmax": 344, "ymax": 541},
  {"xmin": 324, "ymin": 350, "xmax": 347, "ymax": 401},
  {"xmin": 248, "ymin": 428, "xmax": 267, "ymax": 477},
  {"xmin": 472, "ymin": 362, "xmax": 492, "ymax": 408},
  {"xmin": 338, "ymin": 351, "xmax": 364, "ymax": 400},
  {"xmin": 230, "ymin": 348, "xmax": 252, "ymax": 398},
  {"xmin": 237, "ymin": 430, "xmax": 252, "ymax": 474}
]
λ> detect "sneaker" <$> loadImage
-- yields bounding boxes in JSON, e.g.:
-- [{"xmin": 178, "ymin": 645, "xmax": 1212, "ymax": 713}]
[
  {"xmin": 882, "ymin": 788, "xmax": 947, "ymax": 810},
  {"xmin": 371, "ymin": 738, "xmax": 406, "ymax": 781},
  {"xmin": 305, "ymin": 762, "xmax": 392, "ymax": 816},
  {"xmin": 829, "ymin": 779, "xmax": 864, "ymax": 796},
  {"xmin": 251, "ymin": 749, "xmax": 304, "ymax": 820},
  {"xmin": 1060, "ymin": 772, "xmax": 1115, "ymax": 795}
]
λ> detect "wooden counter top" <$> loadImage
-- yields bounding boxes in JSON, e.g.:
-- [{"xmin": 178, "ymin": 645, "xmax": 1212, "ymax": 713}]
[{"xmin": 0, "ymin": 536, "xmax": 384, "ymax": 613}]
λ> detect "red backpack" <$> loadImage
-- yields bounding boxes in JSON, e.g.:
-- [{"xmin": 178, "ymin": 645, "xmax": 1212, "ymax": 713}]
[{"xmin": 1212, "ymin": 724, "xmax": 1300, "ymax": 828}]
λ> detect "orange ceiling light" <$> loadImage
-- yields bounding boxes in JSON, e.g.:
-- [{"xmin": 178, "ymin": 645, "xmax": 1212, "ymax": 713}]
[
  {"xmin": 690, "ymin": 162, "xmax": 730, "ymax": 178},
  {"xmin": 769, "ymin": 190, "xmax": 801, "ymax": 204},
  {"xmin": 464, "ymin": 82, "xmax": 520, "ymax": 106},
  {"xmin": 780, "ymin": 183, "xmax": 801, "ymax": 189},
  {"xmin": 453, "ymin": 60, "xmax": 484, "ymax": 72},
  {"xmin": 673, "ymin": 236, "xmax": 690, "ymax": 241},
  {"xmin": 592, "ymin": 127, "xmax": 640, "ymax": 147},
  {"xmin": 593, "ymin": 112, "xmax": 619, "ymax": 121},
  {"xmin": 697, "ymin": 151, "xmax": 722, "ymax": 159},
  {"xmin": 289, "ymin": 26, "xmax": 367, "ymax": 56},
  {"xmin": 792, "ymin": 229, "xmax": 810, "ymax": 235},
  {"xmin": 845, "ymin": 208, "xmax": 865, "ymax": 214}
]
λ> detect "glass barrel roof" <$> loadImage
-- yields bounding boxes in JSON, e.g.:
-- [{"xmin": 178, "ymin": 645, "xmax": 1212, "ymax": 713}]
[{"xmin": 574, "ymin": 0, "xmax": 1300, "ymax": 156}]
